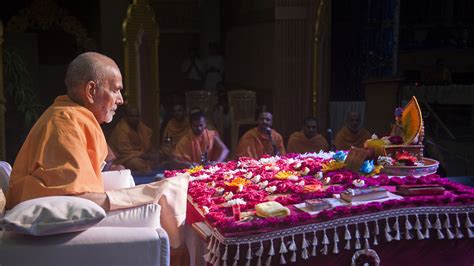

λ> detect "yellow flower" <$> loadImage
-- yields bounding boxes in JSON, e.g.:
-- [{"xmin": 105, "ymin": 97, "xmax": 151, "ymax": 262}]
[
  {"xmin": 225, "ymin": 177, "xmax": 251, "ymax": 187},
  {"xmin": 274, "ymin": 171, "xmax": 299, "ymax": 180},
  {"xmin": 322, "ymin": 160, "xmax": 345, "ymax": 173},
  {"xmin": 187, "ymin": 165, "xmax": 204, "ymax": 174}
]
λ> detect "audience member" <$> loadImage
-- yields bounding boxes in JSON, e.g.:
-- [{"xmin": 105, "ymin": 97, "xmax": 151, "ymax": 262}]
[
  {"xmin": 334, "ymin": 111, "xmax": 371, "ymax": 150},
  {"xmin": 162, "ymin": 104, "xmax": 189, "ymax": 147},
  {"xmin": 235, "ymin": 111, "xmax": 286, "ymax": 159},
  {"xmin": 181, "ymin": 46, "xmax": 205, "ymax": 90},
  {"xmin": 174, "ymin": 110, "xmax": 229, "ymax": 165},
  {"xmin": 108, "ymin": 106, "xmax": 160, "ymax": 174},
  {"xmin": 5, "ymin": 52, "xmax": 189, "ymax": 263},
  {"xmin": 287, "ymin": 117, "xmax": 329, "ymax": 153},
  {"xmin": 204, "ymin": 42, "xmax": 224, "ymax": 90}
]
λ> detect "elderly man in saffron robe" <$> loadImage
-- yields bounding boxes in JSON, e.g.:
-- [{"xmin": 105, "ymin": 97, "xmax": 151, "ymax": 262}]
[
  {"xmin": 235, "ymin": 111, "xmax": 286, "ymax": 159},
  {"xmin": 334, "ymin": 111, "xmax": 371, "ymax": 150},
  {"xmin": 6, "ymin": 52, "xmax": 190, "ymax": 265},
  {"xmin": 287, "ymin": 117, "xmax": 329, "ymax": 154},
  {"xmin": 174, "ymin": 110, "xmax": 229, "ymax": 165}
]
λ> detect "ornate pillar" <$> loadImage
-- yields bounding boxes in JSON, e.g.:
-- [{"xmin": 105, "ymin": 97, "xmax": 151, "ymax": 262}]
[
  {"xmin": 0, "ymin": 21, "xmax": 5, "ymax": 160},
  {"xmin": 273, "ymin": 0, "xmax": 312, "ymax": 137},
  {"xmin": 123, "ymin": 0, "xmax": 161, "ymax": 145},
  {"xmin": 311, "ymin": 0, "xmax": 331, "ymax": 132}
]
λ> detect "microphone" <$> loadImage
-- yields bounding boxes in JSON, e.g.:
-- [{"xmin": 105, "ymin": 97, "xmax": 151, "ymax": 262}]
[
  {"xmin": 264, "ymin": 127, "xmax": 272, "ymax": 136},
  {"xmin": 327, "ymin": 128, "xmax": 335, "ymax": 151}
]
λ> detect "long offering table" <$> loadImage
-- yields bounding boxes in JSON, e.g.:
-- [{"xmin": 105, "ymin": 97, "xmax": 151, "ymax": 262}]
[{"xmin": 166, "ymin": 152, "xmax": 474, "ymax": 265}]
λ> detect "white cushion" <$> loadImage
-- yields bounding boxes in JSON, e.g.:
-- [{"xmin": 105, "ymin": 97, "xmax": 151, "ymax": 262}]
[
  {"xmin": 0, "ymin": 196, "xmax": 106, "ymax": 236},
  {"xmin": 0, "ymin": 189, "xmax": 5, "ymax": 218},
  {"xmin": 98, "ymin": 203, "xmax": 161, "ymax": 228},
  {"xmin": 0, "ymin": 161, "xmax": 12, "ymax": 193},
  {"xmin": 102, "ymin": 169, "xmax": 136, "ymax": 190}
]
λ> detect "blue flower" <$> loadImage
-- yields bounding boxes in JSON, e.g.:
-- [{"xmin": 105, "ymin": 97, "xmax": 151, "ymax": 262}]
[
  {"xmin": 360, "ymin": 160, "xmax": 375, "ymax": 174},
  {"xmin": 332, "ymin": 151, "xmax": 347, "ymax": 162}
]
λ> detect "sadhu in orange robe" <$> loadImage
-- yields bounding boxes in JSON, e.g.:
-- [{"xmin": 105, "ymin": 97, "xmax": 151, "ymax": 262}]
[
  {"xmin": 162, "ymin": 118, "xmax": 189, "ymax": 146},
  {"xmin": 174, "ymin": 128, "xmax": 220, "ymax": 163},
  {"xmin": 108, "ymin": 118, "xmax": 154, "ymax": 172},
  {"xmin": 6, "ymin": 95, "xmax": 107, "ymax": 209},
  {"xmin": 287, "ymin": 131, "xmax": 329, "ymax": 153},
  {"xmin": 235, "ymin": 127, "xmax": 286, "ymax": 159},
  {"xmin": 334, "ymin": 126, "xmax": 371, "ymax": 151}
]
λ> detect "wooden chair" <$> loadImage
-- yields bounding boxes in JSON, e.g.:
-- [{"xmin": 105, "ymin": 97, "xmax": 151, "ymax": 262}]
[{"xmin": 227, "ymin": 90, "xmax": 257, "ymax": 152}]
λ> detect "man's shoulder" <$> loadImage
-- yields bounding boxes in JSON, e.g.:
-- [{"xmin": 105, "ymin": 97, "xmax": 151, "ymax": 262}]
[
  {"xmin": 288, "ymin": 131, "xmax": 303, "ymax": 139},
  {"xmin": 241, "ymin": 127, "xmax": 258, "ymax": 138},
  {"xmin": 271, "ymin": 129, "xmax": 284, "ymax": 139}
]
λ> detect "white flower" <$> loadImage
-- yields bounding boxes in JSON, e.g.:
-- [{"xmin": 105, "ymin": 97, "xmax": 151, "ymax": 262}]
[
  {"xmin": 265, "ymin": 186, "xmax": 277, "ymax": 193},
  {"xmin": 315, "ymin": 171, "xmax": 323, "ymax": 179},
  {"xmin": 252, "ymin": 175, "xmax": 261, "ymax": 183},
  {"xmin": 377, "ymin": 156, "xmax": 394, "ymax": 166},
  {"xmin": 215, "ymin": 187, "xmax": 224, "ymax": 195},
  {"xmin": 259, "ymin": 156, "xmax": 280, "ymax": 164},
  {"xmin": 224, "ymin": 198, "xmax": 246, "ymax": 207},
  {"xmin": 202, "ymin": 206, "xmax": 210, "ymax": 214},
  {"xmin": 190, "ymin": 174, "xmax": 209, "ymax": 182},
  {"xmin": 294, "ymin": 161, "xmax": 302, "ymax": 170},
  {"xmin": 301, "ymin": 167, "xmax": 310, "ymax": 175},
  {"xmin": 297, "ymin": 180, "xmax": 305, "ymax": 186},
  {"xmin": 224, "ymin": 191, "xmax": 234, "ymax": 201},
  {"xmin": 244, "ymin": 172, "xmax": 253, "ymax": 179},
  {"xmin": 287, "ymin": 175, "xmax": 298, "ymax": 181},
  {"xmin": 259, "ymin": 180, "xmax": 269, "ymax": 189},
  {"xmin": 237, "ymin": 184, "xmax": 244, "ymax": 192},
  {"xmin": 371, "ymin": 134, "xmax": 378, "ymax": 139},
  {"xmin": 206, "ymin": 166, "xmax": 220, "ymax": 174},
  {"xmin": 352, "ymin": 179, "xmax": 365, "ymax": 187},
  {"xmin": 298, "ymin": 151, "xmax": 335, "ymax": 160},
  {"xmin": 207, "ymin": 181, "xmax": 216, "ymax": 188},
  {"xmin": 265, "ymin": 165, "xmax": 280, "ymax": 171}
]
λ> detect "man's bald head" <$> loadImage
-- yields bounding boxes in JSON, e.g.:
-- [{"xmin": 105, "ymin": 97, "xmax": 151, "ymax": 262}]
[
  {"xmin": 64, "ymin": 52, "xmax": 124, "ymax": 124},
  {"xmin": 346, "ymin": 111, "xmax": 362, "ymax": 133},
  {"xmin": 65, "ymin": 52, "xmax": 119, "ymax": 101}
]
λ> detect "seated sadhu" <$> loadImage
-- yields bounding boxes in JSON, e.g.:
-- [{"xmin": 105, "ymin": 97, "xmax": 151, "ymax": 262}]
[
  {"xmin": 235, "ymin": 111, "xmax": 286, "ymax": 159},
  {"xmin": 334, "ymin": 111, "xmax": 371, "ymax": 150},
  {"xmin": 5, "ymin": 52, "xmax": 189, "ymax": 264},
  {"xmin": 108, "ymin": 106, "xmax": 160, "ymax": 174},
  {"xmin": 287, "ymin": 117, "xmax": 329, "ymax": 153},
  {"xmin": 162, "ymin": 104, "xmax": 189, "ymax": 147},
  {"xmin": 173, "ymin": 110, "xmax": 229, "ymax": 166}
]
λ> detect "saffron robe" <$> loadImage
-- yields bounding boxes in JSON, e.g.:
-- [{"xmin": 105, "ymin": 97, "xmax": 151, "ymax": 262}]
[
  {"xmin": 235, "ymin": 127, "xmax": 286, "ymax": 159},
  {"xmin": 287, "ymin": 131, "xmax": 329, "ymax": 153},
  {"xmin": 7, "ymin": 95, "xmax": 107, "ymax": 209},
  {"xmin": 108, "ymin": 119, "xmax": 154, "ymax": 172},
  {"xmin": 162, "ymin": 118, "xmax": 189, "ymax": 147},
  {"xmin": 334, "ymin": 126, "xmax": 371, "ymax": 151},
  {"xmin": 174, "ymin": 129, "xmax": 219, "ymax": 163}
]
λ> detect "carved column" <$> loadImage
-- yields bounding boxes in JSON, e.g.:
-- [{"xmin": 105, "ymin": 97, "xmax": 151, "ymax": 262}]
[
  {"xmin": 273, "ymin": 0, "xmax": 331, "ymax": 137},
  {"xmin": 123, "ymin": 0, "xmax": 161, "ymax": 145},
  {"xmin": 0, "ymin": 21, "xmax": 5, "ymax": 160},
  {"xmin": 273, "ymin": 1, "xmax": 311, "ymax": 137}
]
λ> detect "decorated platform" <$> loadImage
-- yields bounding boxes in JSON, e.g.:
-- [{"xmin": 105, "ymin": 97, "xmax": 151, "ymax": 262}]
[{"xmin": 166, "ymin": 152, "xmax": 474, "ymax": 265}]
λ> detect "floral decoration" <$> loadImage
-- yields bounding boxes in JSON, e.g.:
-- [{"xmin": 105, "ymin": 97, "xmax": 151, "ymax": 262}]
[{"xmin": 165, "ymin": 152, "xmax": 474, "ymax": 235}]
